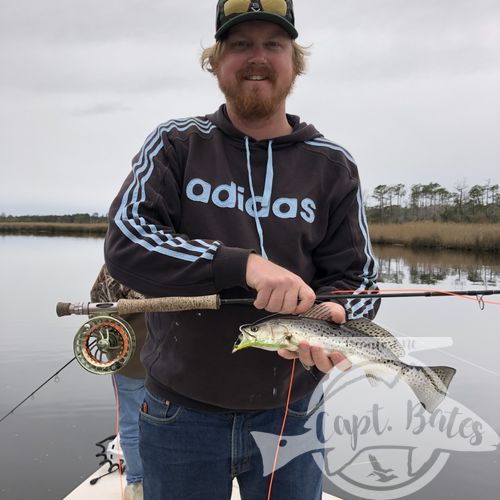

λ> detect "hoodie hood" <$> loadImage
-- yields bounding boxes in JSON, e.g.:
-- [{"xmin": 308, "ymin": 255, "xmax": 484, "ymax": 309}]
[{"xmin": 206, "ymin": 104, "xmax": 323, "ymax": 146}]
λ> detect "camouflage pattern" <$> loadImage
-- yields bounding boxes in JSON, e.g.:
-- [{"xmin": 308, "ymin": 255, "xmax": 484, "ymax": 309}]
[
  {"xmin": 90, "ymin": 265, "xmax": 147, "ymax": 378},
  {"xmin": 90, "ymin": 264, "xmax": 145, "ymax": 303}
]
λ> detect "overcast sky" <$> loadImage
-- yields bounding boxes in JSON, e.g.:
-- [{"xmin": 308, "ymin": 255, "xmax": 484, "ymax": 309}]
[{"xmin": 1, "ymin": 0, "xmax": 499, "ymax": 215}]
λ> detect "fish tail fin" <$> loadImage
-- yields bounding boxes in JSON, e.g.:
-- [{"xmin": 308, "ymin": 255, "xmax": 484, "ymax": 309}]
[{"xmin": 402, "ymin": 365, "xmax": 456, "ymax": 413}]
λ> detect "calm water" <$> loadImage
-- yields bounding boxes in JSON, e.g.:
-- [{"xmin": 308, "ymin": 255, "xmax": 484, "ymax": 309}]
[{"xmin": 0, "ymin": 236, "xmax": 499, "ymax": 500}]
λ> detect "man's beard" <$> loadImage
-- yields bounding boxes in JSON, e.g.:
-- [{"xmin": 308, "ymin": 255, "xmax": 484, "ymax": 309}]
[{"xmin": 218, "ymin": 66, "xmax": 296, "ymax": 121}]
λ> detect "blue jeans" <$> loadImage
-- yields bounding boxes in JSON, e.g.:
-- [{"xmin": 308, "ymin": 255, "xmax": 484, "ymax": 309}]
[
  {"xmin": 113, "ymin": 374, "xmax": 145, "ymax": 484},
  {"xmin": 139, "ymin": 388, "xmax": 324, "ymax": 500}
]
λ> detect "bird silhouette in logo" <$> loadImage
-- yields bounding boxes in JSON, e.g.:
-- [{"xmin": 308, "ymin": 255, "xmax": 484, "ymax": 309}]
[{"xmin": 367, "ymin": 454, "xmax": 398, "ymax": 482}]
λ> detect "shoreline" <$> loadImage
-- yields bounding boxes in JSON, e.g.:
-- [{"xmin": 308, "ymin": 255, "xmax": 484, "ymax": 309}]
[{"xmin": 1, "ymin": 221, "xmax": 499, "ymax": 253}]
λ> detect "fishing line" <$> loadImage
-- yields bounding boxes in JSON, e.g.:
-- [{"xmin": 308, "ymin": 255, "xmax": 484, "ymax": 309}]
[
  {"xmin": 267, "ymin": 358, "xmax": 296, "ymax": 500},
  {"xmin": 421, "ymin": 345, "xmax": 500, "ymax": 379},
  {"xmin": 0, "ymin": 357, "xmax": 77, "ymax": 424},
  {"xmin": 1, "ymin": 336, "xmax": 101, "ymax": 424}
]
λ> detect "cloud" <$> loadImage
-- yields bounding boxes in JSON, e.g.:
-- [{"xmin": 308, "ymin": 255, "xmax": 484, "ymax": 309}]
[{"xmin": 298, "ymin": 0, "xmax": 500, "ymax": 82}]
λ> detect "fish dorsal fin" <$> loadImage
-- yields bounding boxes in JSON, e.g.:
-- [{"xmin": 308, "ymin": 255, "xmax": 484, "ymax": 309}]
[
  {"xmin": 299, "ymin": 303, "xmax": 335, "ymax": 322},
  {"xmin": 344, "ymin": 318, "xmax": 406, "ymax": 357}
]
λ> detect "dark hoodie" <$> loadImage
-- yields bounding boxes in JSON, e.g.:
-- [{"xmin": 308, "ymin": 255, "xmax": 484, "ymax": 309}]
[{"xmin": 104, "ymin": 105, "xmax": 379, "ymax": 412}]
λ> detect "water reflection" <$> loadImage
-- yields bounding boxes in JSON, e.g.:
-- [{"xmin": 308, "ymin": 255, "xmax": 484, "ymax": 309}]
[
  {"xmin": 373, "ymin": 245, "xmax": 500, "ymax": 286},
  {"xmin": 1, "ymin": 236, "xmax": 499, "ymax": 500}
]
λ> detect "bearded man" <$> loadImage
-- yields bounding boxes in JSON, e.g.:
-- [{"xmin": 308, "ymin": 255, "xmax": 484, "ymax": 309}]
[{"xmin": 104, "ymin": 1, "xmax": 379, "ymax": 499}]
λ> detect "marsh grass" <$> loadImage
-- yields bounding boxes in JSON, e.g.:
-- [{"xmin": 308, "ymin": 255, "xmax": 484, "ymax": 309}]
[
  {"xmin": 369, "ymin": 222, "xmax": 500, "ymax": 253},
  {"xmin": 0, "ymin": 222, "xmax": 107, "ymax": 236}
]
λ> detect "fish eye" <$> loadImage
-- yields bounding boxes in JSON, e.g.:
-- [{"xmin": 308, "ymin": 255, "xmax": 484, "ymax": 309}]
[{"xmin": 250, "ymin": 326, "xmax": 258, "ymax": 333}]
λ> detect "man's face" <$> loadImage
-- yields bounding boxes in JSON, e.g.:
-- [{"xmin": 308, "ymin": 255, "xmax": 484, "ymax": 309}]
[{"xmin": 216, "ymin": 21, "xmax": 296, "ymax": 121}]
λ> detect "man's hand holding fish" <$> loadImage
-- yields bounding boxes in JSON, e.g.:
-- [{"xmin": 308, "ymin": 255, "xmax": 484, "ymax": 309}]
[
  {"xmin": 246, "ymin": 254, "xmax": 351, "ymax": 374},
  {"xmin": 277, "ymin": 301, "xmax": 353, "ymax": 374}
]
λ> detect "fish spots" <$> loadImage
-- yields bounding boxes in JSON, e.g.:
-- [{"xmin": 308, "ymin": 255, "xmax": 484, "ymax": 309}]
[{"xmin": 237, "ymin": 315, "xmax": 455, "ymax": 413}]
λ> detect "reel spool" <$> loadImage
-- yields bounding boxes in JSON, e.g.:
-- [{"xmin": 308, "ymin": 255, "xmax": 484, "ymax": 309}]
[{"xmin": 73, "ymin": 315, "xmax": 136, "ymax": 375}]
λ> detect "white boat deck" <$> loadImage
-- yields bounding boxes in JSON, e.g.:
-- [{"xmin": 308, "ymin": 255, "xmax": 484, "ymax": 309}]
[{"xmin": 65, "ymin": 465, "xmax": 343, "ymax": 499}]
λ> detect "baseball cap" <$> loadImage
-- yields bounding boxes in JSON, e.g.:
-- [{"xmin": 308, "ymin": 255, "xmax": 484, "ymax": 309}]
[{"xmin": 215, "ymin": 0, "xmax": 298, "ymax": 41}]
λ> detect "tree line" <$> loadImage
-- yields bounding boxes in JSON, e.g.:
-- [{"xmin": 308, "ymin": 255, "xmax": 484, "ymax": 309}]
[
  {"xmin": 367, "ymin": 181, "xmax": 500, "ymax": 223},
  {"xmin": 2, "ymin": 180, "xmax": 500, "ymax": 226}
]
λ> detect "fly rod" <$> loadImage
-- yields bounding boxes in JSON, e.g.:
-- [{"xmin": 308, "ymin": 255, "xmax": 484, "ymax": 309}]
[
  {"xmin": 56, "ymin": 288, "xmax": 499, "ymax": 376},
  {"xmin": 56, "ymin": 289, "xmax": 500, "ymax": 317}
]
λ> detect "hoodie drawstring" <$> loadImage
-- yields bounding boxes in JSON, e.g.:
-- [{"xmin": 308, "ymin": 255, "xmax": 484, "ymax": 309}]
[{"xmin": 244, "ymin": 137, "xmax": 274, "ymax": 259}]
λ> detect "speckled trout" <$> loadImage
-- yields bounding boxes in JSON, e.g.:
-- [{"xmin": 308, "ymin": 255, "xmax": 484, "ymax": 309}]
[{"xmin": 234, "ymin": 312, "xmax": 456, "ymax": 413}]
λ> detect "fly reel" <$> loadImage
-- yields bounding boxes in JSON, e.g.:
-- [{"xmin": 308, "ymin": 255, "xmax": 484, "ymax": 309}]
[{"xmin": 73, "ymin": 315, "xmax": 136, "ymax": 375}]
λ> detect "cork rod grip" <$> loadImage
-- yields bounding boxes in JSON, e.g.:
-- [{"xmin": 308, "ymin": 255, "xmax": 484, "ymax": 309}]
[{"xmin": 116, "ymin": 294, "xmax": 220, "ymax": 314}]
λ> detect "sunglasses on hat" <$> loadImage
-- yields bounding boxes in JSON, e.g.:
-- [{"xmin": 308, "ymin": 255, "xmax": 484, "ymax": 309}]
[{"xmin": 215, "ymin": 0, "xmax": 298, "ymax": 40}]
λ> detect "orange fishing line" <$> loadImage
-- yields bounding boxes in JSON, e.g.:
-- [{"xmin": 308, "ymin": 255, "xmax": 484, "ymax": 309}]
[
  {"xmin": 267, "ymin": 358, "xmax": 297, "ymax": 500},
  {"xmin": 111, "ymin": 375, "xmax": 125, "ymax": 500}
]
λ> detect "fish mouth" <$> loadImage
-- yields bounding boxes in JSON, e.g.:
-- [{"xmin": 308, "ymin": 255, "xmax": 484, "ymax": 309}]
[
  {"xmin": 232, "ymin": 340, "xmax": 290, "ymax": 353},
  {"xmin": 233, "ymin": 327, "xmax": 290, "ymax": 353}
]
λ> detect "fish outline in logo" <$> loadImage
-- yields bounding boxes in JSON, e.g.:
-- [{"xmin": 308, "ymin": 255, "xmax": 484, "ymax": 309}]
[{"xmin": 250, "ymin": 366, "xmax": 500, "ymax": 498}]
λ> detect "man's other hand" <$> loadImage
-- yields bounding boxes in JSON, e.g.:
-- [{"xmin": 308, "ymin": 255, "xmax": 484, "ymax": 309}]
[{"xmin": 245, "ymin": 254, "xmax": 315, "ymax": 314}]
